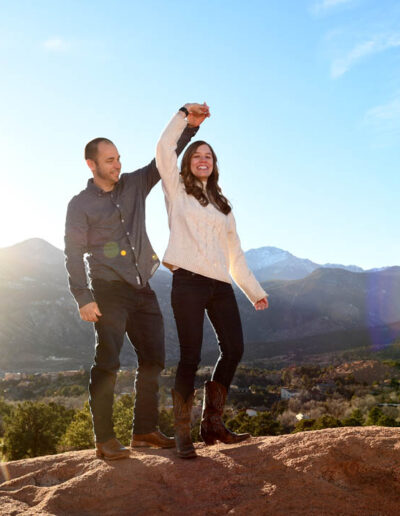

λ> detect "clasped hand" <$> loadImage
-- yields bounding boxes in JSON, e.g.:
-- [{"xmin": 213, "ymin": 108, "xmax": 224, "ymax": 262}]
[{"xmin": 183, "ymin": 102, "xmax": 210, "ymax": 127}]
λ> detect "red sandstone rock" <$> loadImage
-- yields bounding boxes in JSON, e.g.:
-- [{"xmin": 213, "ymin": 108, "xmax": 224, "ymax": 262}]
[{"xmin": 1, "ymin": 426, "xmax": 400, "ymax": 515}]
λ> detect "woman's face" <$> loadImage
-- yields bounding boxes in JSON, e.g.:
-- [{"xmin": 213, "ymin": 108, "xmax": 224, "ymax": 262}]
[{"xmin": 190, "ymin": 144, "xmax": 214, "ymax": 181}]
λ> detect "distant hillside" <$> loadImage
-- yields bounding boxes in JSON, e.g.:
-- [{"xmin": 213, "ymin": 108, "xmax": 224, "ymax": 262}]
[
  {"xmin": 245, "ymin": 246, "xmax": 363, "ymax": 281},
  {"xmin": 0, "ymin": 239, "xmax": 400, "ymax": 372}
]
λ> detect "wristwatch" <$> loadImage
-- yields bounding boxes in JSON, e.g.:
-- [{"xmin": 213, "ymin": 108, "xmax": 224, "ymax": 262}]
[{"xmin": 179, "ymin": 106, "xmax": 189, "ymax": 117}]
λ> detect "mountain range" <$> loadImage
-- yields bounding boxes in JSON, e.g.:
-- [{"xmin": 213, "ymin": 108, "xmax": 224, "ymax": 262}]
[
  {"xmin": 245, "ymin": 246, "xmax": 363, "ymax": 281},
  {"xmin": 0, "ymin": 238, "xmax": 400, "ymax": 372}
]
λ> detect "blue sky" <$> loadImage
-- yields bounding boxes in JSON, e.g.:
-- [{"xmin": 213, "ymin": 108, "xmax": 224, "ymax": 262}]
[{"xmin": 1, "ymin": 0, "xmax": 399, "ymax": 269}]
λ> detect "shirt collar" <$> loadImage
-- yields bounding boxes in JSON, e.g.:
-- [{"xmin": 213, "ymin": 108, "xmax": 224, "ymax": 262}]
[{"xmin": 86, "ymin": 178, "xmax": 117, "ymax": 196}]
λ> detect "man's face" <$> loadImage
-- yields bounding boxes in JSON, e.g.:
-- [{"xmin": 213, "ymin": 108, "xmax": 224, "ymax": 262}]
[{"xmin": 88, "ymin": 142, "xmax": 121, "ymax": 190}]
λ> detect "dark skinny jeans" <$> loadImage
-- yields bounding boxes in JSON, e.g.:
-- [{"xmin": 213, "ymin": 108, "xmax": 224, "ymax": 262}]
[
  {"xmin": 90, "ymin": 279, "xmax": 164, "ymax": 442},
  {"xmin": 171, "ymin": 269, "xmax": 244, "ymax": 400}
]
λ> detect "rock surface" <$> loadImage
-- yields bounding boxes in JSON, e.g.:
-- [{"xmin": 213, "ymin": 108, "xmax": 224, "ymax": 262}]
[{"xmin": 1, "ymin": 427, "xmax": 400, "ymax": 515}]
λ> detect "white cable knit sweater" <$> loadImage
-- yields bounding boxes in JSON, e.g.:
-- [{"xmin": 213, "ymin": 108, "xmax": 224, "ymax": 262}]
[{"xmin": 156, "ymin": 113, "xmax": 267, "ymax": 305}]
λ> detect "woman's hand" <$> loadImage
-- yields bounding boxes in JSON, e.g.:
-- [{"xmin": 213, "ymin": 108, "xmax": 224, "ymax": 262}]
[
  {"xmin": 183, "ymin": 102, "xmax": 210, "ymax": 127},
  {"xmin": 254, "ymin": 297, "xmax": 269, "ymax": 311}
]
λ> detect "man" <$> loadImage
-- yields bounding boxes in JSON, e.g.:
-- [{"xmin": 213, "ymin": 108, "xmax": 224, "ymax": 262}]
[{"xmin": 64, "ymin": 105, "xmax": 209, "ymax": 460}]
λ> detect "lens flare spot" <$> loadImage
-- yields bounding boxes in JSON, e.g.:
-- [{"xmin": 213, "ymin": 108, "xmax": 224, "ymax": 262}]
[
  {"xmin": 0, "ymin": 463, "xmax": 10, "ymax": 482},
  {"xmin": 103, "ymin": 241, "xmax": 119, "ymax": 258},
  {"xmin": 366, "ymin": 270, "xmax": 400, "ymax": 350}
]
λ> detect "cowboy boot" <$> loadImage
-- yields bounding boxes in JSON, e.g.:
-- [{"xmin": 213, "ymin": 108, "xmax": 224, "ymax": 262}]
[
  {"xmin": 172, "ymin": 389, "xmax": 197, "ymax": 459},
  {"xmin": 200, "ymin": 380, "xmax": 250, "ymax": 445}
]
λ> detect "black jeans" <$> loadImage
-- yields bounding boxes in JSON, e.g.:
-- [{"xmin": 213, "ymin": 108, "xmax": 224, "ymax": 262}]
[
  {"xmin": 171, "ymin": 269, "xmax": 244, "ymax": 400},
  {"xmin": 90, "ymin": 279, "xmax": 164, "ymax": 442}
]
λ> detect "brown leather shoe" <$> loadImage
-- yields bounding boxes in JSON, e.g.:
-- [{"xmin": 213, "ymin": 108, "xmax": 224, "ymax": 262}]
[
  {"xmin": 95, "ymin": 437, "xmax": 130, "ymax": 460},
  {"xmin": 130, "ymin": 430, "xmax": 175, "ymax": 449}
]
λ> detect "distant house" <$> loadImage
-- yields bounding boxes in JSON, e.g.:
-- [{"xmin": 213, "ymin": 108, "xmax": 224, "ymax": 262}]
[
  {"xmin": 296, "ymin": 413, "xmax": 310, "ymax": 421},
  {"xmin": 280, "ymin": 388, "xmax": 300, "ymax": 400},
  {"xmin": 58, "ymin": 370, "xmax": 84, "ymax": 377},
  {"xmin": 230, "ymin": 384, "xmax": 251, "ymax": 394},
  {"xmin": 246, "ymin": 409, "xmax": 258, "ymax": 417},
  {"xmin": 4, "ymin": 372, "xmax": 24, "ymax": 381}
]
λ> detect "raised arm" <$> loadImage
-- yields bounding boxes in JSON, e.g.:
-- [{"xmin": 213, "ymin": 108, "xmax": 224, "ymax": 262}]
[
  {"xmin": 137, "ymin": 123, "xmax": 200, "ymax": 195},
  {"xmin": 156, "ymin": 103, "xmax": 210, "ymax": 199},
  {"xmin": 138, "ymin": 104, "xmax": 208, "ymax": 196}
]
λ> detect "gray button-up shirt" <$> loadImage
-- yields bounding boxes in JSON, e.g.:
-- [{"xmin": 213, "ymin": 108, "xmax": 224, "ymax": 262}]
[{"xmin": 64, "ymin": 126, "xmax": 198, "ymax": 308}]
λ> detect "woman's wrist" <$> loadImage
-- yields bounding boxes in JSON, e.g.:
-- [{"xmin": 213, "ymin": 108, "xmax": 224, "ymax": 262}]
[{"xmin": 178, "ymin": 104, "xmax": 190, "ymax": 119}]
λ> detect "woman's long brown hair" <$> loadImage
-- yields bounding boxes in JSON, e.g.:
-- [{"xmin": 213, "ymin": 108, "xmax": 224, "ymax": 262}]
[{"xmin": 180, "ymin": 140, "xmax": 231, "ymax": 215}]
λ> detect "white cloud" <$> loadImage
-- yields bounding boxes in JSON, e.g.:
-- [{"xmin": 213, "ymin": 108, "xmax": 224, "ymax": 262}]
[
  {"xmin": 43, "ymin": 38, "xmax": 70, "ymax": 52},
  {"xmin": 364, "ymin": 97, "xmax": 400, "ymax": 144},
  {"xmin": 320, "ymin": 0, "xmax": 352, "ymax": 8},
  {"xmin": 331, "ymin": 33, "xmax": 400, "ymax": 78},
  {"xmin": 365, "ymin": 98, "xmax": 400, "ymax": 123},
  {"xmin": 313, "ymin": 0, "xmax": 354, "ymax": 14}
]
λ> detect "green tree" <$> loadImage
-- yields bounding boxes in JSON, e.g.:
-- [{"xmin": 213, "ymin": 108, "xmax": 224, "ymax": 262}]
[
  {"xmin": 3, "ymin": 401, "xmax": 75, "ymax": 460},
  {"xmin": 313, "ymin": 415, "xmax": 341, "ymax": 430},
  {"xmin": 376, "ymin": 414, "xmax": 398, "ymax": 427},
  {"xmin": 252, "ymin": 411, "xmax": 282, "ymax": 436},
  {"xmin": 366, "ymin": 406, "xmax": 384, "ymax": 425},
  {"xmin": 292, "ymin": 419, "xmax": 316, "ymax": 433},
  {"xmin": 0, "ymin": 398, "xmax": 12, "ymax": 437},
  {"xmin": 58, "ymin": 384, "xmax": 86, "ymax": 397},
  {"xmin": 365, "ymin": 406, "xmax": 399, "ymax": 426},
  {"xmin": 113, "ymin": 394, "xmax": 134, "ymax": 445},
  {"xmin": 226, "ymin": 411, "xmax": 252, "ymax": 433},
  {"xmin": 226, "ymin": 410, "xmax": 282, "ymax": 436},
  {"xmin": 158, "ymin": 408, "xmax": 174, "ymax": 437},
  {"xmin": 341, "ymin": 409, "xmax": 364, "ymax": 427},
  {"xmin": 60, "ymin": 403, "xmax": 94, "ymax": 451}
]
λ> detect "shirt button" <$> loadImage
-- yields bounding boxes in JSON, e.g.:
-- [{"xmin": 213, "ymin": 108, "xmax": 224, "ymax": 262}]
[
  {"xmin": 121, "ymin": 219, "xmax": 125, "ymax": 222},
  {"xmin": 126, "ymin": 232, "xmax": 130, "ymax": 236},
  {"xmin": 131, "ymin": 246, "xmax": 135, "ymax": 250},
  {"xmin": 116, "ymin": 204, "xmax": 120, "ymax": 207}
]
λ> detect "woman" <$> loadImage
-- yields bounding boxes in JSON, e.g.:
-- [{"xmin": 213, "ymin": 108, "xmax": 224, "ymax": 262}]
[{"xmin": 156, "ymin": 103, "xmax": 268, "ymax": 459}]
